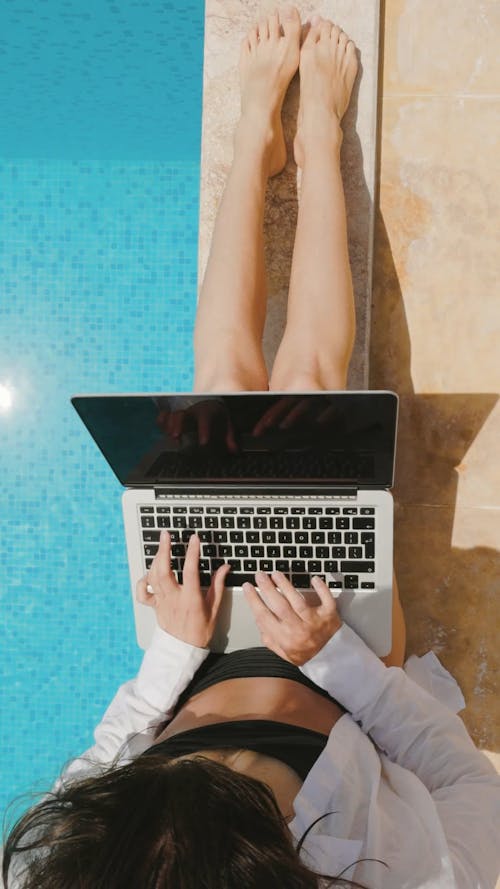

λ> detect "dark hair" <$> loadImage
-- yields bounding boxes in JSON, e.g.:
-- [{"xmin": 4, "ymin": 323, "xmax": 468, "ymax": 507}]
[{"xmin": 2, "ymin": 750, "xmax": 387, "ymax": 888}]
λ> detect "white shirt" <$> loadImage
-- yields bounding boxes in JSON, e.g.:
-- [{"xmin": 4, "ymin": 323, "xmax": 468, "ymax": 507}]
[{"xmin": 23, "ymin": 624, "xmax": 500, "ymax": 888}]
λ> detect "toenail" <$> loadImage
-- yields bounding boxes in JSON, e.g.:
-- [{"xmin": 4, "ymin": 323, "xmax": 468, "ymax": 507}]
[
  {"xmin": 310, "ymin": 13, "xmax": 321, "ymax": 25},
  {"xmin": 283, "ymin": 5, "xmax": 294, "ymax": 19}
]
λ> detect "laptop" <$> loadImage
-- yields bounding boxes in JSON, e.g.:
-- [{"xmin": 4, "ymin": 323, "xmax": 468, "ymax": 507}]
[{"xmin": 71, "ymin": 390, "xmax": 398, "ymax": 657}]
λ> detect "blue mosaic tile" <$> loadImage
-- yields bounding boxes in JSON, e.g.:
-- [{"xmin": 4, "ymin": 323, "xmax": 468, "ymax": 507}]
[{"xmin": 0, "ymin": 155, "xmax": 202, "ymax": 828}]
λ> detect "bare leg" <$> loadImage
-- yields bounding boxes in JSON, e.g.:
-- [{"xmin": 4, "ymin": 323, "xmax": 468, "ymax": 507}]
[
  {"xmin": 269, "ymin": 15, "xmax": 358, "ymax": 391},
  {"xmin": 193, "ymin": 7, "xmax": 302, "ymax": 393}
]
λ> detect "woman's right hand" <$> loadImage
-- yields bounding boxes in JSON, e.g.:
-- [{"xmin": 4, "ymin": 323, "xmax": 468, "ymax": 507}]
[{"xmin": 243, "ymin": 571, "xmax": 342, "ymax": 666}]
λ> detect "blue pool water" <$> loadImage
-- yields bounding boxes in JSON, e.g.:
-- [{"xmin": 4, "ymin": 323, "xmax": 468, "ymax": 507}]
[{"xmin": 0, "ymin": 1, "xmax": 205, "ymax": 831}]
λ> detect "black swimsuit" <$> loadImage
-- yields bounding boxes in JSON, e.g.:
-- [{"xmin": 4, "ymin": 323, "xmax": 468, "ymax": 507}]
[{"xmin": 141, "ymin": 647, "xmax": 344, "ymax": 780}]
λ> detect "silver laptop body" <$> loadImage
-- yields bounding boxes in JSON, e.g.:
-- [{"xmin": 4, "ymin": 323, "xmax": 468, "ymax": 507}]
[{"xmin": 71, "ymin": 391, "xmax": 399, "ymax": 657}]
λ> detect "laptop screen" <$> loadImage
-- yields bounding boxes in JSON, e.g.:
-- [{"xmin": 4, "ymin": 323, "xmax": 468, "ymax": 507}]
[{"xmin": 71, "ymin": 392, "xmax": 398, "ymax": 489}]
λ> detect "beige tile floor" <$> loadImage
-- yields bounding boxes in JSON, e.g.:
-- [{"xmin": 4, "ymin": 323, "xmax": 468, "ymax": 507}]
[{"xmin": 198, "ymin": 0, "xmax": 499, "ymax": 776}]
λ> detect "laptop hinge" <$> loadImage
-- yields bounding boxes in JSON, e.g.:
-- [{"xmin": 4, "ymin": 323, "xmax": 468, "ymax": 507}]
[{"xmin": 154, "ymin": 486, "xmax": 358, "ymax": 499}]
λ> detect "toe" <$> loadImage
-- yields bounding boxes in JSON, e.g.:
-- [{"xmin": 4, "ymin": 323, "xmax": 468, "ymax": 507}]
[
  {"xmin": 303, "ymin": 15, "xmax": 321, "ymax": 45},
  {"xmin": 280, "ymin": 5, "xmax": 301, "ymax": 37},
  {"xmin": 248, "ymin": 26, "xmax": 259, "ymax": 51},
  {"xmin": 268, "ymin": 10, "xmax": 280, "ymax": 39},
  {"xmin": 258, "ymin": 17, "xmax": 269, "ymax": 41}
]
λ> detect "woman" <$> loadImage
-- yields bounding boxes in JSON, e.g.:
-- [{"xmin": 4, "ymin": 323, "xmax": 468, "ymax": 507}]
[{"xmin": 3, "ymin": 8, "xmax": 499, "ymax": 888}]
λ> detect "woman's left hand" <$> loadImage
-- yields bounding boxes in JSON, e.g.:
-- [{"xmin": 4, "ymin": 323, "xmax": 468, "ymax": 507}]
[{"xmin": 136, "ymin": 530, "xmax": 231, "ymax": 648}]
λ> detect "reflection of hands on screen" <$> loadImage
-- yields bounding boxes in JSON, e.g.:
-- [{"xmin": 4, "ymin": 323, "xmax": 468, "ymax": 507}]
[
  {"xmin": 252, "ymin": 395, "xmax": 337, "ymax": 437},
  {"xmin": 156, "ymin": 400, "xmax": 239, "ymax": 453}
]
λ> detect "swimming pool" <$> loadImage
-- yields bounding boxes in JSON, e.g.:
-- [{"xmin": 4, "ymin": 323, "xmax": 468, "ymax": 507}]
[{"xmin": 0, "ymin": 0, "xmax": 205, "ymax": 829}]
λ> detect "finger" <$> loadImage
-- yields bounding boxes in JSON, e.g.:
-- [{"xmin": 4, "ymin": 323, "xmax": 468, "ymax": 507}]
[
  {"xmin": 311, "ymin": 575, "xmax": 339, "ymax": 612},
  {"xmin": 150, "ymin": 529, "xmax": 174, "ymax": 584},
  {"xmin": 242, "ymin": 581, "xmax": 280, "ymax": 628},
  {"xmin": 269, "ymin": 570, "xmax": 310, "ymax": 614},
  {"xmin": 252, "ymin": 396, "xmax": 298, "ymax": 436},
  {"xmin": 198, "ymin": 408, "xmax": 211, "ymax": 446},
  {"xmin": 182, "ymin": 533, "xmax": 202, "ymax": 589},
  {"xmin": 254, "ymin": 571, "xmax": 298, "ymax": 620},
  {"xmin": 136, "ymin": 576, "xmax": 156, "ymax": 607},
  {"xmin": 226, "ymin": 417, "xmax": 239, "ymax": 453},
  {"xmin": 206, "ymin": 562, "xmax": 231, "ymax": 615},
  {"xmin": 172, "ymin": 410, "xmax": 185, "ymax": 439},
  {"xmin": 279, "ymin": 397, "xmax": 311, "ymax": 429}
]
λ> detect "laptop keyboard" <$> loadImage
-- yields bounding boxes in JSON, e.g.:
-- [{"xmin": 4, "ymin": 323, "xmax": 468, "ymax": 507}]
[{"xmin": 140, "ymin": 502, "xmax": 376, "ymax": 594}]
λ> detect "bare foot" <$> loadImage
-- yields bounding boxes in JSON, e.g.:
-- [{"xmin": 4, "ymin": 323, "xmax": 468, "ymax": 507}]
[
  {"xmin": 237, "ymin": 6, "xmax": 302, "ymax": 176},
  {"xmin": 294, "ymin": 15, "xmax": 358, "ymax": 168}
]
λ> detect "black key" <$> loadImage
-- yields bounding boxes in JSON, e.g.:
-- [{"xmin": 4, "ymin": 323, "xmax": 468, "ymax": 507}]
[
  {"xmin": 235, "ymin": 545, "xmax": 248, "ymax": 557},
  {"xmin": 140, "ymin": 506, "xmax": 154, "ymax": 514},
  {"xmin": 327, "ymin": 532, "xmax": 342, "ymax": 544},
  {"xmin": 296, "ymin": 531, "xmax": 308, "ymax": 544},
  {"xmin": 145, "ymin": 558, "xmax": 154, "ymax": 569},
  {"xmin": 174, "ymin": 506, "xmax": 187, "ymax": 513},
  {"xmin": 308, "ymin": 560, "xmax": 321, "ymax": 573},
  {"xmin": 324, "ymin": 561, "xmax": 339, "ymax": 572},
  {"xmin": 341, "ymin": 561, "xmax": 375, "ymax": 573},
  {"xmin": 205, "ymin": 516, "xmax": 219, "ymax": 528},
  {"xmin": 254, "ymin": 516, "xmax": 268, "ymax": 529},
  {"xmin": 319, "ymin": 517, "xmax": 334, "ymax": 529},
  {"xmin": 181, "ymin": 529, "xmax": 194, "ymax": 543},
  {"xmin": 221, "ymin": 516, "xmax": 235, "ymax": 528},
  {"xmin": 291, "ymin": 507, "xmax": 306, "ymax": 514},
  {"xmin": 273, "ymin": 507, "xmax": 288, "ymax": 514},
  {"xmin": 348, "ymin": 547, "xmax": 363, "ymax": 558},
  {"xmin": 344, "ymin": 575, "xmax": 358, "ymax": 589},
  {"xmin": 207, "ymin": 506, "xmax": 221, "ymax": 514},
  {"xmin": 268, "ymin": 546, "xmax": 280, "ymax": 557},
  {"xmin": 308, "ymin": 507, "xmax": 323, "ymax": 514},
  {"xmin": 299, "ymin": 546, "xmax": 313, "ymax": 558},
  {"xmin": 247, "ymin": 531, "xmax": 259, "ymax": 543},
  {"xmin": 144, "ymin": 545, "xmax": 159, "ymax": 557},
  {"xmin": 168, "ymin": 530, "xmax": 180, "ymax": 543},
  {"xmin": 188, "ymin": 516, "xmax": 203, "ymax": 528},
  {"xmin": 275, "ymin": 560, "xmax": 289, "ymax": 573},
  {"xmin": 303, "ymin": 517, "xmax": 317, "ymax": 529},
  {"xmin": 311, "ymin": 531, "xmax": 326, "ymax": 544},
  {"xmin": 229, "ymin": 531, "xmax": 244, "ymax": 543},
  {"xmin": 361, "ymin": 532, "xmax": 375, "ymax": 544},
  {"xmin": 360, "ymin": 508, "xmax": 375, "ymax": 514},
  {"xmin": 219, "ymin": 545, "xmax": 232, "ymax": 557},
  {"xmin": 345, "ymin": 532, "xmax": 359, "ymax": 544},
  {"xmin": 173, "ymin": 516, "xmax": 187, "ymax": 528},
  {"xmin": 343, "ymin": 507, "xmax": 358, "ymax": 514},
  {"xmin": 292, "ymin": 574, "xmax": 310, "ymax": 588},
  {"xmin": 212, "ymin": 558, "xmax": 225, "ymax": 571},
  {"xmin": 260, "ymin": 560, "xmax": 273, "ymax": 572},
  {"xmin": 157, "ymin": 506, "xmax": 170, "ymax": 514},
  {"xmin": 190, "ymin": 506, "xmax": 203, "ymax": 514},
  {"xmin": 251, "ymin": 545, "xmax": 264, "ymax": 557},
  {"xmin": 365, "ymin": 541, "xmax": 375, "ymax": 559},
  {"xmin": 227, "ymin": 572, "xmax": 256, "ymax": 586},
  {"xmin": 157, "ymin": 517, "xmax": 170, "ymax": 528},
  {"xmin": 241, "ymin": 507, "xmax": 254, "ymax": 513},
  {"xmin": 198, "ymin": 530, "xmax": 213, "ymax": 543},
  {"xmin": 361, "ymin": 582, "xmax": 376, "ymax": 589},
  {"xmin": 143, "ymin": 530, "xmax": 161, "ymax": 542},
  {"xmin": 199, "ymin": 573, "xmax": 212, "ymax": 586},
  {"xmin": 244, "ymin": 559, "xmax": 258, "ymax": 571},
  {"xmin": 228, "ymin": 560, "xmax": 242, "ymax": 572},
  {"xmin": 213, "ymin": 531, "xmax": 227, "ymax": 543},
  {"xmin": 141, "ymin": 516, "xmax": 155, "ymax": 528},
  {"xmin": 353, "ymin": 518, "xmax": 375, "ymax": 529},
  {"xmin": 239, "ymin": 516, "xmax": 251, "ymax": 528},
  {"xmin": 223, "ymin": 507, "xmax": 237, "ymax": 514},
  {"xmin": 331, "ymin": 547, "xmax": 346, "ymax": 558},
  {"xmin": 171, "ymin": 557, "xmax": 180, "ymax": 570},
  {"xmin": 336, "ymin": 518, "xmax": 349, "ymax": 529},
  {"xmin": 328, "ymin": 580, "xmax": 342, "ymax": 589},
  {"xmin": 278, "ymin": 532, "xmax": 292, "ymax": 544},
  {"xmin": 286, "ymin": 517, "xmax": 300, "ymax": 529},
  {"xmin": 199, "ymin": 558, "xmax": 210, "ymax": 571},
  {"xmin": 270, "ymin": 517, "xmax": 284, "ymax": 529},
  {"xmin": 283, "ymin": 546, "xmax": 297, "ymax": 558},
  {"xmin": 171, "ymin": 544, "xmax": 184, "ymax": 556},
  {"xmin": 257, "ymin": 507, "xmax": 272, "ymax": 514},
  {"xmin": 262, "ymin": 531, "xmax": 276, "ymax": 543},
  {"xmin": 315, "ymin": 546, "xmax": 330, "ymax": 559},
  {"xmin": 291, "ymin": 560, "xmax": 306, "ymax": 573},
  {"xmin": 325, "ymin": 507, "xmax": 340, "ymax": 514},
  {"xmin": 204, "ymin": 545, "xmax": 217, "ymax": 557}
]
